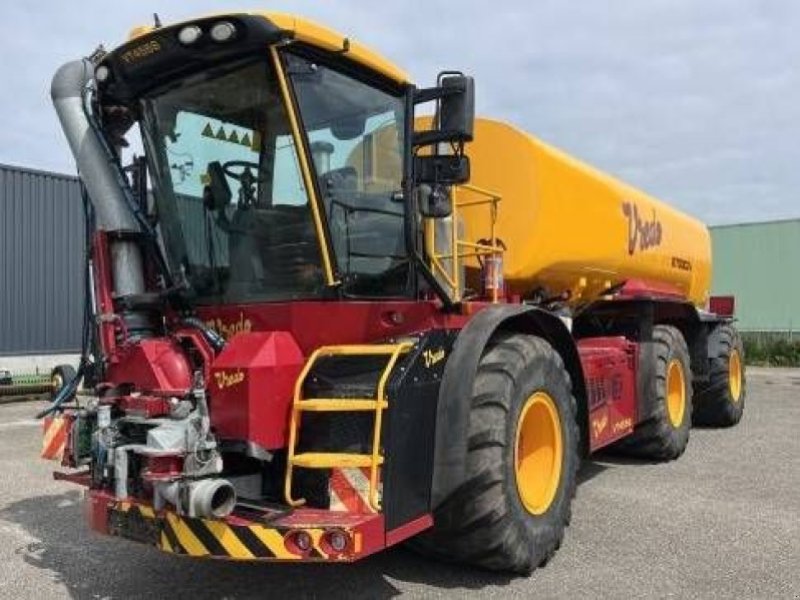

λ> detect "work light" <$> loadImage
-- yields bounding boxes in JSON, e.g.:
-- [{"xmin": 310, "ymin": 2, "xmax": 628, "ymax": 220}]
[
  {"xmin": 95, "ymin": 65, "xmax": 110, "ymax": 83},
  {"xmin": 210, "ymin": 21, "xmax": 236, "ymax": 42},
  {"xmin": 177, "ymin": 25, "xmax": 202, "ymax": 45}
]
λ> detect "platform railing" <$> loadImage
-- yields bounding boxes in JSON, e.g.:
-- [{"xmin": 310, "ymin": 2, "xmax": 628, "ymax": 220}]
[{"xmin": 425, "ymin": 183, "xmax": 505, "ymax": 303}]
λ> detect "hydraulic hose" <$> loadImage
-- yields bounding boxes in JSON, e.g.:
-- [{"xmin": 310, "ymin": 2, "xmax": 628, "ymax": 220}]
[
  {"xmin": 180, "ymin": 317, "xmax": 226, "ymax": 353},
  {"xmin": 36, "ymin": 185, "xmax": 96, "ymax": 420}
]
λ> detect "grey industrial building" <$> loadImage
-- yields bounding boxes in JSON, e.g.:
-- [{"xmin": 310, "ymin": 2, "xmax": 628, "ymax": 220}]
[{"xmin": 0, "ymin": 163, "xmax": 84, "ymax": 356}]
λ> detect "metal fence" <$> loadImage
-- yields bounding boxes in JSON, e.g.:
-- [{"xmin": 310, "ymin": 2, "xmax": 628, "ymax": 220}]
[{"xmin": 0, "ymin": 163, "xmax": 84, "ymax": 355}]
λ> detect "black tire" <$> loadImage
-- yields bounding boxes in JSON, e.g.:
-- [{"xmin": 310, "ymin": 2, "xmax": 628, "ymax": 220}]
[
  {"xmin": 692, "ymin": 324, "xmax": 745, "ymax": 427},
  {"xmin": 613, "ymin": 325, "xmax": 692, "ymax": 461},
  {"xmin": 411, "ymin": 333, "xmax": 579, "ymax": 574},
  {"xmin": 50, "ymin": 364, "xmax": 77, "ymax": 399}
]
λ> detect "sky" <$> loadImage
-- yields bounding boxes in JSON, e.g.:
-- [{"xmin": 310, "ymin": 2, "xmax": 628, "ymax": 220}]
[{"xmin": 1, "ymin": 1, "xmax": 798, "ymax": 225}]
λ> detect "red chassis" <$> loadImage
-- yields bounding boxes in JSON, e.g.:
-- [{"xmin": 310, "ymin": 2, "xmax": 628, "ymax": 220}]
[
  {"xmin": 50, "ymin": 235, "xmax": 655, "ymax": 564},
  {"xmin": 51, "ymin": 296, "xmax": 644, "ymax": 563}
]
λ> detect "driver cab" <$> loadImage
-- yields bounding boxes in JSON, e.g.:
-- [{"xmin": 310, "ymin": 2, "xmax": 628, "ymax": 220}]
[{"xmin": 147, "ymin": 49, "xmax": 410, "ymax": 303}]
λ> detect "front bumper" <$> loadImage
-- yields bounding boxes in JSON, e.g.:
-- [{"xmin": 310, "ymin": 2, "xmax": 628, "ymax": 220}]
[{"xmin": 88, "ymin": 491, "xmax": 386, "ymax": 562}]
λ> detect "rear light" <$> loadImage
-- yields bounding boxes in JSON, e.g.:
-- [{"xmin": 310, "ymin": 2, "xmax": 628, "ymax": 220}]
[
  {"xmin": 177, "ymin": 25, "xmax": 202, "ymax": 45},
  {"xmin": 322, "ymin": 529, "xmax": 350, "ymax": 554},
  {"xmin": 295, "ymin": 531, "xmax": 312, "ymax": 552},
  {"xmin": 210, "ymin": 21, "xmax": 236, "ymax": 42},
  {"xmin": 284, "ymin": 530, "xmax": 313, "ymax": 555}
]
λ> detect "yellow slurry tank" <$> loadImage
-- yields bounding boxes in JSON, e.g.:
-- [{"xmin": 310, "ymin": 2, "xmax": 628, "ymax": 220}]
[{"xmin": 458, "ymin": 118, "xmax": 712, "ymax": 307}]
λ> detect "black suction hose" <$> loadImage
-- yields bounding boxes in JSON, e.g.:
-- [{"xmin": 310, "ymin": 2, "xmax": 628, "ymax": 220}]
[
  {"xmin": 36, "ymin": 184, "xmax": 96, "ymax": 419},
  {"xmin": 180, "ymin": 317, "xmax": 226, "ymax": 354}
]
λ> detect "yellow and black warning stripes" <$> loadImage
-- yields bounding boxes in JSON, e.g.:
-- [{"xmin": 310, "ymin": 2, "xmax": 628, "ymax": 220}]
[{"xmin": 111, "ymin": 503, "xmax": 329, "ymax": 560}]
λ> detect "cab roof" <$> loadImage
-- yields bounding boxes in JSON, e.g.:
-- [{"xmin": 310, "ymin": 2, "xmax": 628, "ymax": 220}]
[{"xmin": 127, "ymin": 11, "xmax": 410, "ymax": 85}]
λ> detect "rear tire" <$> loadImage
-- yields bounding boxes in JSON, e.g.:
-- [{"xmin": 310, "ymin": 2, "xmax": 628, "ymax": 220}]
[
  {"xmin": 412, "ymin": 333, "xmax": 579, "ymax": 574},
  {"xmin": 692, "ymin": 324, "xmax": 745, "ymax": 427},
  {"xmin": 613, "ymin": 325, "xmax": 692, "ymax": 461}
]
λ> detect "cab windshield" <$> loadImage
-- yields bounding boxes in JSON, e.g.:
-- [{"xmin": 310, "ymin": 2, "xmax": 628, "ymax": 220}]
[
  {"xmin": 285, "ymin": 51, "xmax": 410, "ymax": 297},
  {"xmin": 140, "ymin": 59, "xmax": 324, "ymax": 304}
]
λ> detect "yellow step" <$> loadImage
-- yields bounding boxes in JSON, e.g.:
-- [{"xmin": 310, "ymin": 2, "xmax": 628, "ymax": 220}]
[
  {"xmin": 295, "ymin": 399, "xmax": 387, "ymax": 412},
  {"xmin": 291, "ymin": 452, "xmax": 383, "ymax": 469}
]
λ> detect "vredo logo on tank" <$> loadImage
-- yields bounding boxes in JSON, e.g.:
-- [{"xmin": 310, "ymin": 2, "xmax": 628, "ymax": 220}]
[{"xmin": 622, "ymin": 201, "xmax": 662, "ymax": 255}]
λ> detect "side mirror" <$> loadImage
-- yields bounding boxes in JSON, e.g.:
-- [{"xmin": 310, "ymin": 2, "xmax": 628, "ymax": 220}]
[
  {"xmin": 413, "ymin": 74, "xmax": 475, "ymax": 147},
  {"xmin": 439, "ymin": 75, "xmax": 475, "ymax": 143},
  {"xmin": 203, "ymin": 161, "xmax": 231, "ymax": 211},
  {"xmin": 415, "ymin": 154, "xmax": 470, "ymax": 186},
  {"xmin": 417, "ymin": 184, "xmax": 452, "ymax": 218}
]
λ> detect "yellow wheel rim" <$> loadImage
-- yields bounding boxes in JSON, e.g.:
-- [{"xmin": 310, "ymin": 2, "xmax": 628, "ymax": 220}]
[
  {"xmin": 51, "ymin": 374, "xmax": 63, "ymax": 392},
  {"xmin": 729, "ymin": 349, "xmax": 742, "ymax": 403},
  {"xmin": 514, "ymin": 391, "xmax": 563, "ymax": 515},
  {"xmin": 666, "ymin": 359, "xmax": 686, "ymax": 428}
]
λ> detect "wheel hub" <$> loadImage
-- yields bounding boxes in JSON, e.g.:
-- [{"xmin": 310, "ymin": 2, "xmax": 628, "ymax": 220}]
[
  {"xmin": 666, "ymin": 359, "xmax": 686, "ymax": 428},
  {"xmin": 51, "ymin": 374, "xmax": 64, "ymax": 392},
  {"xmin": 729, "ymin": 349, "xmax": 742, "ymax": 402},
  {"xmin": 514, "ymin": 391, "xmax": 563, "ymax": 515}
]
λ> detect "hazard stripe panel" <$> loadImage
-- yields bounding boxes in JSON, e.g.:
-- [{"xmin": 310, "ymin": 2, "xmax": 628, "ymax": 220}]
[
  {"xmin": 111, "ymin": 503, "xmax": 329, "ymax": 560},
  {"xmin": 329, "ymin": 467, "xmax": 379, "ymax": 514},
  {"xmin": 41, "ymin": 416, "xmax": 69, "ymax": 461}
]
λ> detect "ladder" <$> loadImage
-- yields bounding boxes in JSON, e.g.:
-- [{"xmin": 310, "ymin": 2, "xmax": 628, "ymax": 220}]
[{"xmin": 284, "ymin": 342, "xmax": 413, "ymax": 512}]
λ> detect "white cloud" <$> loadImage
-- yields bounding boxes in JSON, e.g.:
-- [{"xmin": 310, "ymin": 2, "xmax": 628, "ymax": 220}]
[{"xmin": 1, "ymin": 0, "xmax": 798, "ymax": 225}]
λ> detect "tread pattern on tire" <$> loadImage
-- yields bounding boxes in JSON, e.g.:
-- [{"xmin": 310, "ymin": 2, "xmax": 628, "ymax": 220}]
[
  {"xmin": 411, "ymin": 333, "xmax": 579, "ymax": 574},
  {"xmin": 692, "ymin": 323, "xmax": 745, "ymax": 427},
  {"xmin": 613, "ymin": 325, "xmax": 692, "ymax": 461}
]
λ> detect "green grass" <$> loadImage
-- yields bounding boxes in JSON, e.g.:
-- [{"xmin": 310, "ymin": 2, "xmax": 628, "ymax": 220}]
[{"xmin": 743, "ymin": 334, "xmax": 800, "ymax": 367}]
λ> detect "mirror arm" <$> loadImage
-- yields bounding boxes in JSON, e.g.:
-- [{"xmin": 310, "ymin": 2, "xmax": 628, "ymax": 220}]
[
  {"xmin": 413, "ymin": 129, "xmax": 461, "ymax": 147},
  {"xmin": 414, "ymin": 85, "xmax": 461, "ymax": 105}
]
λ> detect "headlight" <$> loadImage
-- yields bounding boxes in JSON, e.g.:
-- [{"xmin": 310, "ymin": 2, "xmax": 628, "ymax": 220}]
[
  {"xmin": 95, "ymin": 65, "xmax": 110, "ymax": 83},
  {"xmin": 177, "ymin": 25, "xmax": 202, "ymax": 45},
  {"xmin": 210, "ymin": 21, "xmax": 236, "ymax": 43}
]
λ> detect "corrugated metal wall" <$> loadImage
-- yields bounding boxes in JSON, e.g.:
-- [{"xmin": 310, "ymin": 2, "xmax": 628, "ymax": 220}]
[
  {"xmin": 711, "ymin": 218, "xmax": 800, "ymax": 332},
  {"xmin": 0, "ymin": 163, "xmax": 84, "ymax": 355}
]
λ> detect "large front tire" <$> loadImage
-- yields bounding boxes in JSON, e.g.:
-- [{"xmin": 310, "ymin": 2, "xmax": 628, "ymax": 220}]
[
  {"xmin": 692, "ymin": 323, "xmax": 745, "ymax": 427},
  {"xmin": 413, "ymin": 333, "xmax": 579, "ymax": 574}
]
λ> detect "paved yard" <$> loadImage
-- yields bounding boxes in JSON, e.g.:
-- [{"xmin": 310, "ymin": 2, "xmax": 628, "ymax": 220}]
[{"xmin": 0, "ymin": 367, "xmax": 797, "ymax": 599}]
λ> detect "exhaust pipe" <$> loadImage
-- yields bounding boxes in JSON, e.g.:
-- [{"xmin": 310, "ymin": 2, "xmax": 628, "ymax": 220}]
[
  {"xmin": 50, "ymin": 59, "xmax": 145, "ymax": 298},
  {"xmin": 155, "ymin": 478, "xmax": 237, "ymax": 519}
]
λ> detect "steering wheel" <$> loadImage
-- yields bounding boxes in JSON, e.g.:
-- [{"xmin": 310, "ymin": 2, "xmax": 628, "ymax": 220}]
[
  {"xmin": 222, "ymin": 160, "xmax": 264, "ymax": 208},
  {"xmin": 222, "ymin": 160, "xmax": 264, "ymax": 182}
]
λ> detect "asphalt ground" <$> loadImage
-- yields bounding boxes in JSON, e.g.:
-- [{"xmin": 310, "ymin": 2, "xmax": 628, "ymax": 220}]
[{"xmin": 0, "ymin": 367, "xmax": 797, "ymax": 599}]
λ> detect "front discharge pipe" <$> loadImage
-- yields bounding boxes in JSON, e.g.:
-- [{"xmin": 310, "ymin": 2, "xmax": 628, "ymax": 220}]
[{"xmin": 154, "ymin": 478, "xmax": 237, "ymax": 519}]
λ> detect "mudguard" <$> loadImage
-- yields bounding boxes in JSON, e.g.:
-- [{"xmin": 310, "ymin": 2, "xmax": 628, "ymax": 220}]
[{"xmin": 431, "ymin": 304, "xmax": 585, "ymax": 509}]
